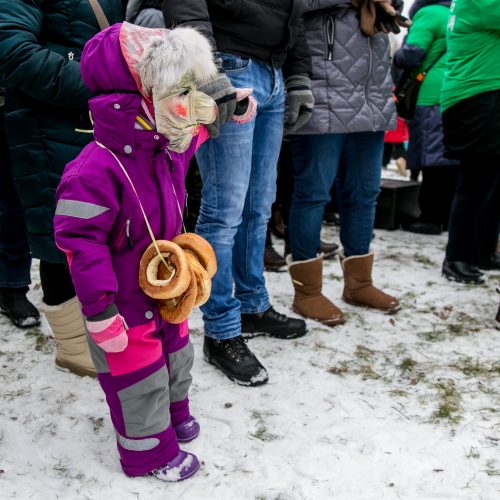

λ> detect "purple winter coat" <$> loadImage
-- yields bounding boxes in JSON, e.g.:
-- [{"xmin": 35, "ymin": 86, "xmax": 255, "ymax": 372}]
[{"xmin": 54, "ymin": 24, "xmax": 200, "ymax": 326}]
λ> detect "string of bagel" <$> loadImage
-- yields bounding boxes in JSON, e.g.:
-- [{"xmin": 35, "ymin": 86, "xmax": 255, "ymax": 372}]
[{"xmin": 96, "ymin": 141, "xmax": 217, "ymax": 323}]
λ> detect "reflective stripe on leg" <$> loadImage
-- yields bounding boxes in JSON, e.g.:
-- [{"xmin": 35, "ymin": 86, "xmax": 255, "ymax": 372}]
[
  {"xmin": 168, "ymin": 342, "xmax": 194, "ymax": 403},
  {"xmin": 117, "ymin": 364, "xmax": 170, "ymax": 437}
]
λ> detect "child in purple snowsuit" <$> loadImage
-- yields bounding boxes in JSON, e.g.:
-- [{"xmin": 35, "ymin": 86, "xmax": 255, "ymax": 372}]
[{"xmin": 53, "ymin": 22, "xmax": 220, "ymax": 481}]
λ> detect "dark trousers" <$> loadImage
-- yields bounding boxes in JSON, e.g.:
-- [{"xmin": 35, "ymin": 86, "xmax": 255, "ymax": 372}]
[
  {"xmin": 419, "ymin": 167, "xmax": 458, "ymax": 227},
  {"xmin": 0, "ymin": 107, "xmax": 31, "ymax": 288},
  {"xmin": 39, "ymin": 260, "xmax": 75, "ymax": 306},
  {"xmin": 446, "ymin": 158, "xmax": 500, "ymax": 263}
]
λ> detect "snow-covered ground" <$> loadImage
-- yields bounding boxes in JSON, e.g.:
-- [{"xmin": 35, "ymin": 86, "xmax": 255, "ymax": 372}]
[{"xmin": 1, "ymin": 181, "xmax": 499, "ymax": 499}]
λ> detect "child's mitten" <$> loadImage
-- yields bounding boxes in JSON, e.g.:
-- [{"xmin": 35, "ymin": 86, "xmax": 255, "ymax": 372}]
[{"xmin": 86, "ymin": 308, "xmax": 128, "ymax": 353}]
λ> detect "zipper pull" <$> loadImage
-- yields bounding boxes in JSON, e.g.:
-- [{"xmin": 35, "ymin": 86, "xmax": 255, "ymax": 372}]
[
  {"xmin": 326, "ymin": 16, "xmax": 334, "ymax": 61},
  {"xmin": 126, "ymin": 219, "xmax": 134, "ymax": 248}
]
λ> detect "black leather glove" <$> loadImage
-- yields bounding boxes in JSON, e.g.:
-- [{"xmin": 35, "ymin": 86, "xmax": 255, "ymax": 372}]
[
  {"xmin": 375, "ymin": 1, "xmax": 411, "ymax": 35},
  {"xmin": 197, "ymin": 58, "xmax": 237, "ymax": 138},
  {"xmin": 284, "ymin": 75, "xmax": 314, "ymax": 135}
]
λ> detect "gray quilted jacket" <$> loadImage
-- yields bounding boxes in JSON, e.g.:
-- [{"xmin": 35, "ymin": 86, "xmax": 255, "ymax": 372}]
[{"xmin": 296, "ymin": 0, "xmax": 396, "ymax": 134}]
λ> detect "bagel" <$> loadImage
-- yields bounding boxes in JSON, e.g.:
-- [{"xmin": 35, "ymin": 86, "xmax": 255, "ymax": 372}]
[
  {"xmin": 184, "ymin": 250, "xmax": 211, "ymax": 307},
  {"xmin": 158, "ymin": 266, "xmax": 197, "ymax": 324},
  {"xmin": 172, "ymin": 233, "xmax": 217, "ymax": 278},
  {"xmin": 138, "ymin": 240, "xmax": 190, "ymax": 299}
]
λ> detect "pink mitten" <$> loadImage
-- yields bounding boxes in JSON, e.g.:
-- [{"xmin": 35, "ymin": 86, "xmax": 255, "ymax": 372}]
[
  {"xmin": 86, "ymin": 313, "xmax": 128, "ymax": 353},
  {"xmin": 232, "ymin": 88, "xmax": 257, "ymax": 124}
]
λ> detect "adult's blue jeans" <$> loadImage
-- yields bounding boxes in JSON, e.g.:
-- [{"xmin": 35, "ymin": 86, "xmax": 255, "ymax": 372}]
[
  {"xmin": 195, "ymin": 54, "xmax": 284, "ymax": 340},
  {"xmin": 0, "ymin": 108, "xmax": 31, "ymax": 288},
  {"xmin": 288, "ymin": 132, "xmax": 384, "ymax": 260}
]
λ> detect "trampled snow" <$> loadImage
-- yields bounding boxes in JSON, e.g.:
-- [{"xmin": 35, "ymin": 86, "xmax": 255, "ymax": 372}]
[{"xmin": 1, "ymin": 219, "xmax": 499, "ymax": 499}]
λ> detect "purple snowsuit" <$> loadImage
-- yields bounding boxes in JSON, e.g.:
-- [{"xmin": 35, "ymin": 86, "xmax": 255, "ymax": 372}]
[{"xmin": 54, "ymin": 25, "xmax": 202, "ymax": 477}]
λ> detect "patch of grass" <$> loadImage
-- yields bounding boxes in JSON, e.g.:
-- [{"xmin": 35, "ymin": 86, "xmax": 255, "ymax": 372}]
[
  {"xmin": 25, "ymin": 327, "xmax": 52, "ymax": 354},
  {"xmin": 358, "ymin": 365, "xmax": 381, "ymax": 381},
  {"xmin": 446, "ymin": 323, "xmax": 467, "ymax": 337},
  {"xmin": 452, "ymin": 357, "xmax": 500, "ymax": 378},
  {"xmin": 249, "ymin": 410, "xmax": 278, "ymax": 442},
  {"xmin": 465, "ymin": 447, "xmax": 480, "ymax": 460},
  {"xmin": 389, "ymin": 389, "xmax": 409, "ymax": 398},
  {"xmin": 418, "ymin": 327, "xmax": 448, "ymax": 342},
  {"xmin": 398, "ymin": 357, "xmax": 416, "ymax": 374},
  {"xmin": 88, "ymin": 416, "xmax": 104, "ymax": 432},
  {"xmin": 327, "ymin": 362, "xmax": 349, "ymax": 376},
  {"xmin": 485, "ymin": 459, "xmax": 500, "ymax": 476},
  {"xmin": 355, "ymin": 345, "xmax": 375, "ymax": 361},
  {"xmin": 431, "ymin": 379, "xmax": 462, "ymax": 424},
  {"xmin": 413, "ymin": 253, "xmax": 435, "ymax": 267}
]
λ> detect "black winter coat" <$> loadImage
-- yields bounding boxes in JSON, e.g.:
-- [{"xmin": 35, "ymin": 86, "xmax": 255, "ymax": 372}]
[
  {"xmin": 0, "ymin": 0, "xmax": 123, "ymax": 263},
  {"xmin": 161, "ymin": 0, "xmax": 311, "ymax": 77}
]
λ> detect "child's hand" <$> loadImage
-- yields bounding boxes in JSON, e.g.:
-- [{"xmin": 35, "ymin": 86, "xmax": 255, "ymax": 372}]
[
  {"xmin": 86, "ymin": 312, "xmax": 128, "ymax": 353},
  {"xmin": 232, "ymin": 88, "xmax": 257, "ymax": 124}
]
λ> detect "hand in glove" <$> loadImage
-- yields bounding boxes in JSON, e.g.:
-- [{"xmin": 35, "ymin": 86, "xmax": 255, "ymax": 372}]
[
  {"xmin": 86, "ymin": 305, "xmax": 128, "ymax": 353},
  {"xmin": 197, "ymin": 59, "xmax": 237, "ymax": 138},
  {"xmin": 284, "ymin": 75, "xmax": 314, "ymax": 135},
  {"xmin": 375, "ymin": 0, "xmax": 412, "ymax": 34}
]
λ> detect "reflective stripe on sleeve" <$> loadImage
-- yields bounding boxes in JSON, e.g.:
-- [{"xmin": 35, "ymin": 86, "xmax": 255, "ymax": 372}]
[{"xmin": 55, "ymin": 199, "xmax": 110, "ymax": 219}]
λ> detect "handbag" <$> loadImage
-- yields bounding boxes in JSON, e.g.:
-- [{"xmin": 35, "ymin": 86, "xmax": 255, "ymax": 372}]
[{"xmin": 394, "ymin": 49, "xmax": 446, "ymax": 120}]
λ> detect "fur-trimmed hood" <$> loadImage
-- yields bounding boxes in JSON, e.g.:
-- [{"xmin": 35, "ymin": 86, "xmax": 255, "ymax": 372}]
[{"xmin": 81, "ymin": 22, "xmax": 217, "ymax": 98}]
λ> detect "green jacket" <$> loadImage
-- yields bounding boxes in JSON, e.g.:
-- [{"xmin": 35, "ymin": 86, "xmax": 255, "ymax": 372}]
[
  {"xmin": 0, "ymin": 0, "xmax": 123, "ymax": 263},
  {"xmin": 441, "ymin": 0, "xmax": 500, "ymax": 111},
  {"xmin": 404, "ymin": 4, "xmax": 450, "ymax": 106}
]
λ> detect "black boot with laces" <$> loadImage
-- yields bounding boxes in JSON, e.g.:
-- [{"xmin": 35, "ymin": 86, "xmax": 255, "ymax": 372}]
[
  {"xmin": 241, "ymin": 306, "xmax": 307, "ymax": 339},
  {"xmin": 0, "ymin": 286, "xmax": 40, "ymax": 328},
  {"xmin": 203, "ymin": 335, "xmax": 268, "ymax": 386}
]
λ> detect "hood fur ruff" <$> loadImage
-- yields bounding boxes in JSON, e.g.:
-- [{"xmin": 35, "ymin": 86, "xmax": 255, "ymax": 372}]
[{"xmin": 119, "ymin": 22, "xmax": 217, "ymax": 98}]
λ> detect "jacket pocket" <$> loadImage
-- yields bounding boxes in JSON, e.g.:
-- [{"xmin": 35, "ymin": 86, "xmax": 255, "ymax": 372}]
[{"xmin": 112, "ymin": 218, "xmax": 133, "ymax": 250}]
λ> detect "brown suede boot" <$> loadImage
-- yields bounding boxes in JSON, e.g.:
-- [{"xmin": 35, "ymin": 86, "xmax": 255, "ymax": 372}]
[
  {"xmin": 41, "ymin": 297, "xmax": 96, "ymax": 377},
  {"xmin": 287, "ymin": 255, "xmax": 345, "ymax": 327},
  {"xmin": 340, "ymin": 252, "xmax": 400, "ymax": 313}
]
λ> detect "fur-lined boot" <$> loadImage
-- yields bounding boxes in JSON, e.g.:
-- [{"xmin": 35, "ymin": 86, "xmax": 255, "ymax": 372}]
[
  {"xmin": 287, "ymin": 255, "xmax": 345, "ymax": 326},
  {"xmin": 340, "ymin": 252, "xmax": 400, "ymax": 313},
  {"xmin": 42, "ymin": 297, "xmax": 96, "ymax": 377}
]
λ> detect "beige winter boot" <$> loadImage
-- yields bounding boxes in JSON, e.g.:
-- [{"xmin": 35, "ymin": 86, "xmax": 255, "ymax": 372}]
[
  {"xmin": 42, "ymin": 297, "xmax": 96, "ymax": 377},
  {"xmin": 340, "ymin": 252, "xmax": 400, "ymax": 313},
  {"xmin": 287, "ymin": 255, "xmax": 345, "ymax": 327}
]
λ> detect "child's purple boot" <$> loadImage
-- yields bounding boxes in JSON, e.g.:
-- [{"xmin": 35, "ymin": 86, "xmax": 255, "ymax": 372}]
[
  {"xmin": 150, "ymin": 451, "xmax": 200, "ymax": 482},
  {"xmin": 174, "ymin": 415, "xmax": 200, "ymax": 443}
]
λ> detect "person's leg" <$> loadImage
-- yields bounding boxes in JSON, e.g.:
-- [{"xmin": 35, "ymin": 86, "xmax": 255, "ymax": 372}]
[
  {"xmin": 86, "ymin": 319, "xmax": 198, "ymax": 480},
  {"xmin": 336, "ymin": 131, "xmax": 399, "ymax": 312},
  {"xmin": 0, "ymin": 107, "xmax": 39, "ymax": 327},
  {"xmin": 38, "ymin": 260, "xmax": 95, "ymax": 376},
  {"xmin": 39, "ymin": 260, "xmax": 75, "ymax": 306},
  {"xmin": 288, "ymin": 134, "xmax": 343, "ymax": 261},
  {"xmin": 195, "ymin": 55, "xmax": 271, "ymax": 385},
  {"xmin": 233, "ymin": 67, "xmax": 284, "ymax": 314},
  {"xmin": 195, "ymin": 87, "xmax": 255, "ymax": 340},
  {"xmin": 446, "ymin": 159, "xmax": 500, "ymax": 263},
  {"xmin": 336, "ymin": 132, "xmax": 383, "ymax": 257},
  {"xmin": 286, "ymin": 134, "xmax": 345, "ymax": 326},
  {"xmin": 161, "ymin": 321, "xmax": 199, "ymax": 442}
]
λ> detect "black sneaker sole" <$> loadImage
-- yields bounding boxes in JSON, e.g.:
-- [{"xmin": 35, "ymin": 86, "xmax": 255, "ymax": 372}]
[
  {"xmin": 241, "ymin": 328, "xmax": 307, "ymax": 340},
  {"xmin": 204, "ymin": 354, "xmax": 268, "ymax": 387},
  {"xmin": 442, "ymin": 270, "xmax": 485, "ymax": 285}
]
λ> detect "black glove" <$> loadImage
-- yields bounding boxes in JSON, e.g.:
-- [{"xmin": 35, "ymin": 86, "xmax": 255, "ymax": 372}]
[
  {"xmin": 197, "ymin": 59, "xmax": 237, "ymax": 138},
  {"xmin": 284, "ymin": 75, "xmax": 314, "ymax": 135},
  {"xmin": 375, "ymin": 1, "xmax": 411, "ymax": 35}
]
